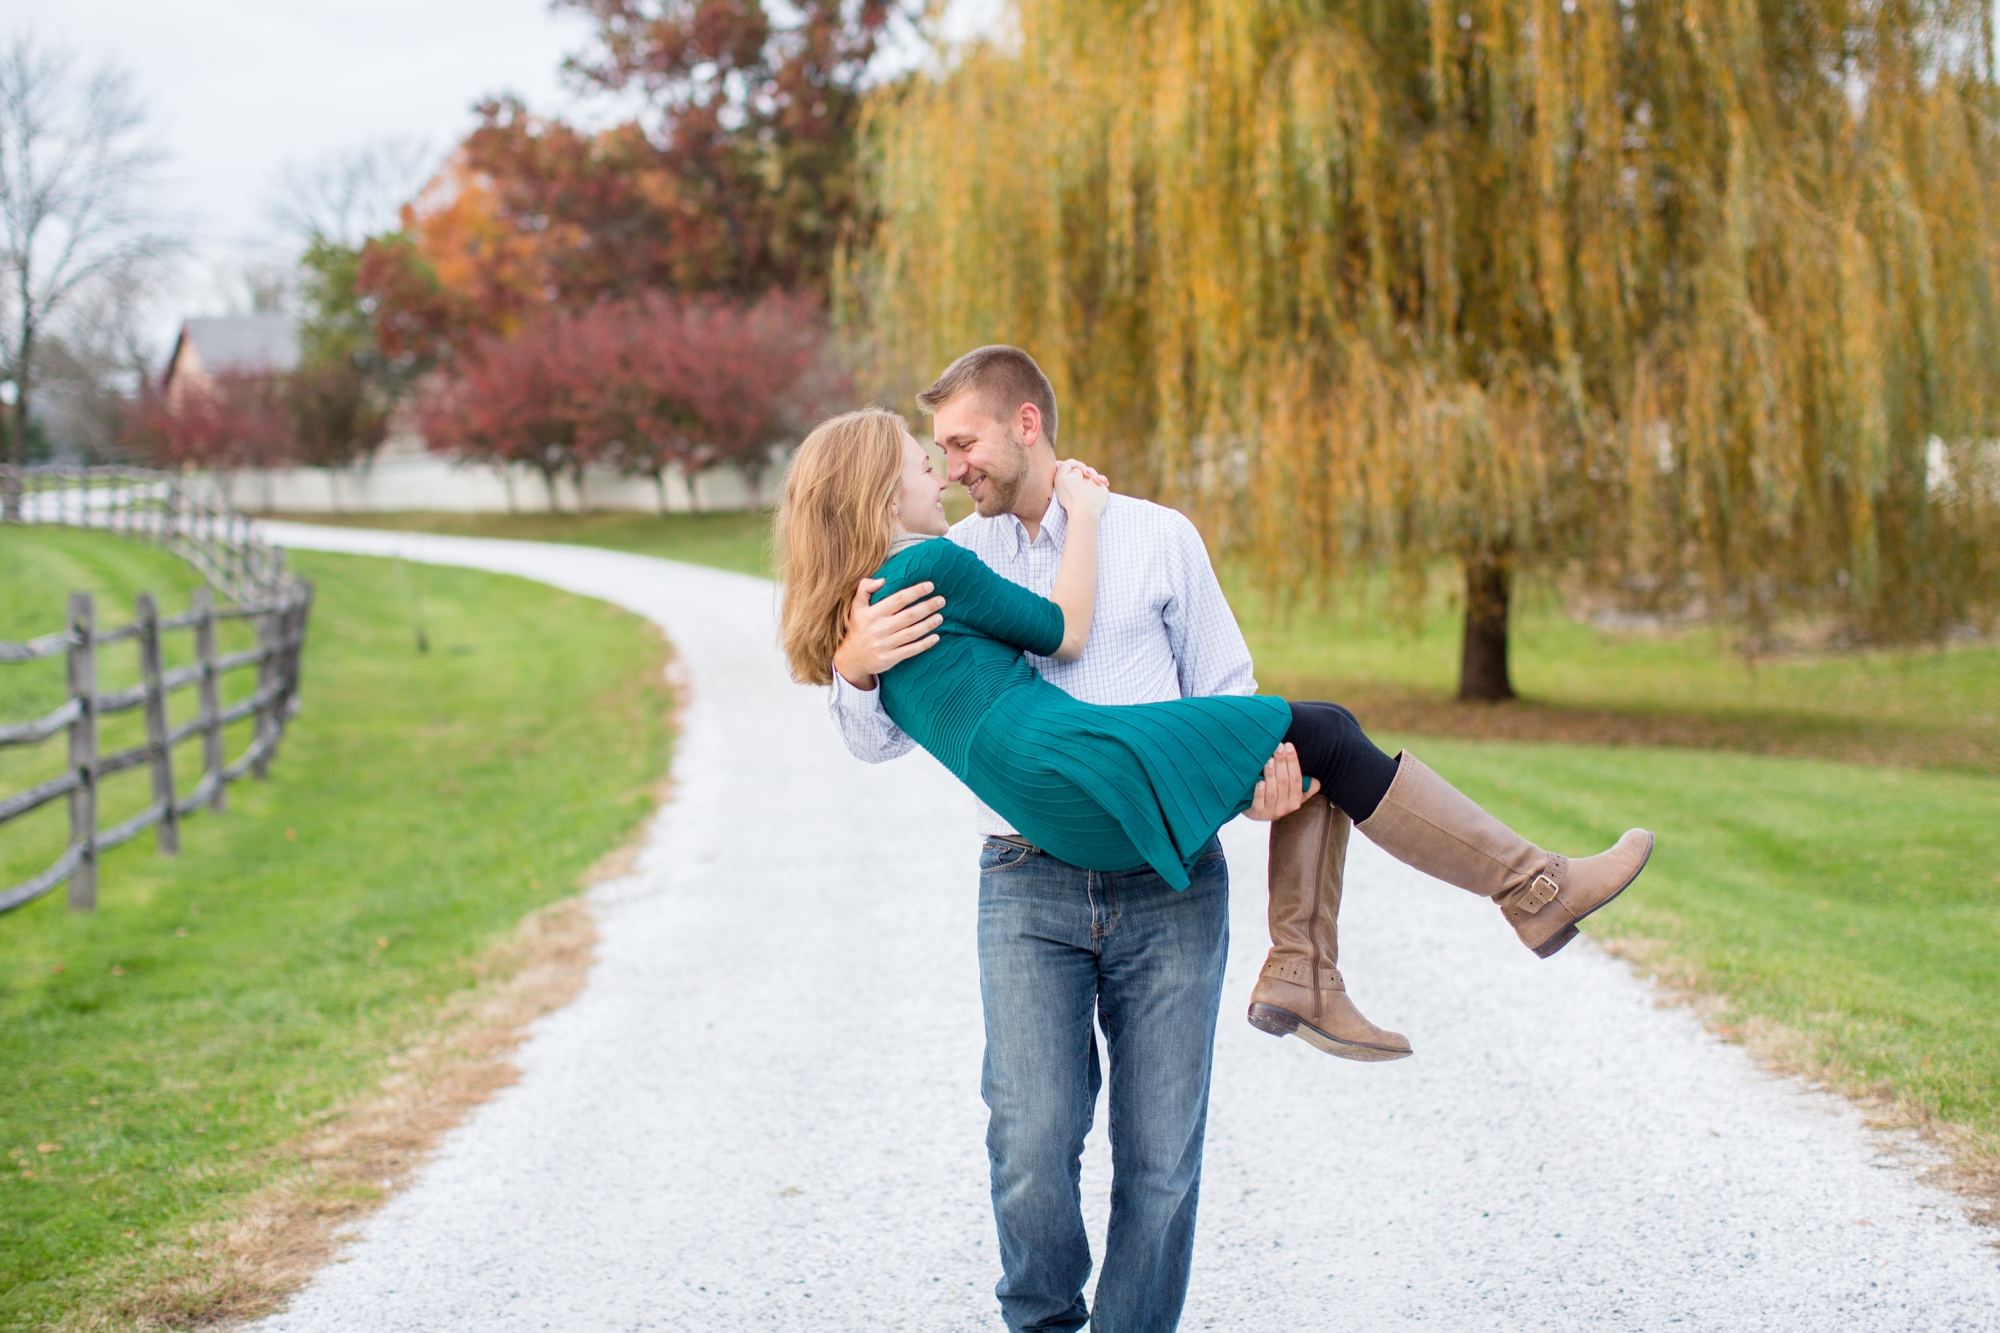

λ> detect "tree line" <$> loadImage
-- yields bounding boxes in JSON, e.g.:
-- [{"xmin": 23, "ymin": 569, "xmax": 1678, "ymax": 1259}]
[
  {"xmin": 10, "ymin": 1, "xmax": 881, "ymax": 509},
  {"xmin": 7, "ymin": 0, "xmax": 1996, "ymax": 694}
]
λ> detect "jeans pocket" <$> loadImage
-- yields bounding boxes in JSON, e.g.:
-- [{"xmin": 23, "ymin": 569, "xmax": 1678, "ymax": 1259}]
[{"xmin": 981, "ymin": 841, "xmax": 1033, "ymax": 874}]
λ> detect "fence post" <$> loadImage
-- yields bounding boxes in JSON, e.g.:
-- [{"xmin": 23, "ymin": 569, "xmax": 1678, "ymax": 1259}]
[
  {"xmin": 192, "ymin": 585, "xmax": 227, "ymax": 814},
  {"xmin": 66, "ymin": 592, "xmax": 99, "ymax": 911},
  {"xmin": 282, "ymin": 584, "xmax": 312, "ymax": 721},
  {"xmin": 135, "ymin": 592, "xmax": 181, "ymax": 855},
  {"xmin": 164, "ymin": 474, "xmax": 181, "ymax": 551},
  {"xmin": 251, "ymin": 599, "xmax": 278, "ymax": 780}
]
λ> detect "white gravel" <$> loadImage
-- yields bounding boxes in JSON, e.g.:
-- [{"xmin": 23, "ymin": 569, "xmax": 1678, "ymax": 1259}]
[{"xmin": 251, "ymin": 523, "xmax": 2000, "ymax": 1332}]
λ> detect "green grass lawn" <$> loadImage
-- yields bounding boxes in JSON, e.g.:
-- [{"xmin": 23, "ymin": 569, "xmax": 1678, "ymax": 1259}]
[
  {"xmin": 293, "ymin": 508, "xmax": 1998, "ymax": 767},
  {"xmin": 1232, "ymin": 568, "xmax": 2000, "ymax": 774},
  {"xmin": 275, "ymin": 509, "xmax": 772, "ymax": 579},
  {"xmin": 285, "ymin": 508, "xmax": 2000, "ymax": 1178},
  {"xmin": 0, "ymin": 529, "xmax": 670, "ymax": 1328},
  {"xmin": 1, "ymin": 531, "xmax": 265, "ymax": 896},
  {"xmin": 1380, "ymin": 736, "xmax": 2000, "ymax": 1145}
]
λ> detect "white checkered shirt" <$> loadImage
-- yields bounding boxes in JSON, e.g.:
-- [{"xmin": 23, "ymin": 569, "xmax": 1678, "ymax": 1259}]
[{"xmin": 827, "ymin": 491, "xmax": 1259, "ymax": 836}]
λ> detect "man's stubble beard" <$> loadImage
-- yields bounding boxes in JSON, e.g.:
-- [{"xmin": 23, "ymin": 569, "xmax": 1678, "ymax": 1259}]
[{"xmin": 971, "ymin": 432, "xmax": 1030, "ymax": 518}]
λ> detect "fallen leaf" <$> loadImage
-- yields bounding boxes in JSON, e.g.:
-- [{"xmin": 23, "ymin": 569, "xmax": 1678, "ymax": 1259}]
[
  {"xmin": 376, "ymin": 936, "xmax": 390, "ymax": 950},
  {"xmin": 175, "ymin": 927, "xmax": 188, "ymax": 938},
  {"xmin": 286, "ymin": 828, "xmax": 297, "ymax": 841},
  {"xmin": 110, "ymin": 964, "xmax": 124, "ymax": 976},
  {"xmin": 49, "ymin": 963, "xmax": 64, "ymax": 975},
  {"xmin": 37, "ymin": 1143, "xmax": 60, "ymax": 1154}
]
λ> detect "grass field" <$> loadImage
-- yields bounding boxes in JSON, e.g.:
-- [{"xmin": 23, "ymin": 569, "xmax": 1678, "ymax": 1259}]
[
  {"xmin": 1377, "ymin": 737, "xmax": 2000, "ymax": 1149},
  {"xmin": 0, "ymin": 529, "xmax": 670, "ymax": 1327},
  {"xmin": 291, "ymin": 508, "xmax": 2000, "ymax": 769},
  {"xmin": 1237, "ymin": 571, "xmax": 2000, "ymax": 775},
  {"xmin": 286, "ymin": 508, "xmax": 2000, "ymax": 1188},
  {"xmin": 275, "ymin": 509, "xmax": 772, "ymax": 579}
]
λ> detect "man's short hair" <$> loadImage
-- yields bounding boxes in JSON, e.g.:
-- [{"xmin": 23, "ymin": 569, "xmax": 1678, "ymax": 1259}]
[{"xmin": 915, "ymin": 345, "xmax": 1058, "ymax": 445}]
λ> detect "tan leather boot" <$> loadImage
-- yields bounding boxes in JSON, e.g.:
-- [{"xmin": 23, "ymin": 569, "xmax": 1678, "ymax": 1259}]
[
  {"xmin": 1356, "ymin": 753, "xmax": 1653, "ymax": 957},
  {"xmin": 1247, "ymin": 794, "xmax": 1413, "ymax": 1061}
]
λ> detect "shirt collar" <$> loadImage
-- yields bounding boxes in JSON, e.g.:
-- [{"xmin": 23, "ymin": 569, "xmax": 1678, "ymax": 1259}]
[{"xmin": 1005, "ymin": 491, "xmax": 1067, "ymax": 556}]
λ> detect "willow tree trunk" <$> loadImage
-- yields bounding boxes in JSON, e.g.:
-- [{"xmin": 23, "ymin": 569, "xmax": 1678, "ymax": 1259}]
[{"xmin": 1458, "ymin": 553, "xmax": 1515, "ymax": 702}]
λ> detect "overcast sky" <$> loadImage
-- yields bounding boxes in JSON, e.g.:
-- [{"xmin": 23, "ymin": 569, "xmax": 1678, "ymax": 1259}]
[
  {"xmin": 0, "ymin": 0, "xmax": 1003, "ymax": 360},
  {"xmin": 0, "ymin": 0, "xmax": 627, "ymax": 344}
]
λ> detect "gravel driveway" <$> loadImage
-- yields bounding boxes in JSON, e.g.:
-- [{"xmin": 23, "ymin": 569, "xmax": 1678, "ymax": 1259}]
[{"xmin": 252, "ymin": 523, "xmax": 2000, "ymax": 1332}]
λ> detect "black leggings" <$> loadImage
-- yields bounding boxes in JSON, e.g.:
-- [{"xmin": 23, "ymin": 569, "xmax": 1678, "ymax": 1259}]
[{"xmin": 1281, "ymin": 701, "xmax": 1400, "ymax": 822}]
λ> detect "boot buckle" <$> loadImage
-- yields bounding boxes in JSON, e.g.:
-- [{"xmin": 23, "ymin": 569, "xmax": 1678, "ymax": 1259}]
[{"xmin": 1518, "ymin": 872, "xmax": 1561, "ymax": 913}]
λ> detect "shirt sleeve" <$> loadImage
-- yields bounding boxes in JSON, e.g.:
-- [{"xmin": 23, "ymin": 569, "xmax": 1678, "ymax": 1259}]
[
  {"xmin": 1161, "ymin": 512, "xmax": 1258, "ymax": 698},
  {"xmin": 903, "ymin": 541, "xmax": 1065, "ymax": 657},
  {"xmin": 826, "ymin": 670, "xmax": 917, "ymax": 763}
]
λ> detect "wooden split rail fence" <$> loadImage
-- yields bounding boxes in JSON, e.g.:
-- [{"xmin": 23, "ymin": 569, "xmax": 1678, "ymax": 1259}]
[{"xmin": 0, "ymin": 466, "xmax": 314, "ymax": 915}]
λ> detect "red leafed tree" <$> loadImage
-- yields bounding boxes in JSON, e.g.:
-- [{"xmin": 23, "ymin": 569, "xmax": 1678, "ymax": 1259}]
[
  {"xmin": 614, "ymin": 291, "xmax": 835, "ymax": 508},
  {"xmin": 357, "ymin": 1, "xmax": 897, "ymax": 362},
  {"xmin": 419, "ymin": 292, "xmax": 840, "ymax": 513},
  {"xmin": 415, "ymin": 312, "xmax": 597, "ymax": 511},
  {"xmin": 558, "ymin": 0, "xmax": 895, "ymax": 295},
  {"xmin": 128, "ymin": 371, "xmax": 293, "ymax": 501}
]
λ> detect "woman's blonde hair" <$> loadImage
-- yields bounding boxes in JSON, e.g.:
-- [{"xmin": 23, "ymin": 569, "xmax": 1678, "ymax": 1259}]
[{"xmin": 777, "ymin": 407, "xmax": 908, "ymax": 685}]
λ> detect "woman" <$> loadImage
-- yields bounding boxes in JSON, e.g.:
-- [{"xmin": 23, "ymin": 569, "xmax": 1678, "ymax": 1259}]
[{"xmin": 779, "ymin": 408, "xmax": 1652, "ymax": 1060}]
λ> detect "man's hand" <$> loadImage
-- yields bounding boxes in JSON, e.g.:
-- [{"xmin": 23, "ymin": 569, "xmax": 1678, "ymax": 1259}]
[
  {"xmin": 1244, "ymin": 742, "xmax": 1319, "ymax": 822},
  {"xmin": 832, "ymin": 577, "xmax": 945, "ymax": 690}
]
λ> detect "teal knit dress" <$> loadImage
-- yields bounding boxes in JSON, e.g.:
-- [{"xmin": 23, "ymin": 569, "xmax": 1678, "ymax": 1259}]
[{"xmin": 871, "ymin": 537, "xmax": 1292, "ymax": 890}]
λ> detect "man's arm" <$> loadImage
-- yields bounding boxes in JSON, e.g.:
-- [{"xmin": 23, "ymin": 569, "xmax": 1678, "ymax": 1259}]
[
  {"xmin": 825, "ymin": 577, "xmax": 944, "ymax": 764},
  {"xmin": 1160, "ymin": 513, "xmax": 1258, "ymax": 699},
  {"xmin": 828, "ymin": 670, "xmax": 917, "ymax": 763},
  {"xmin": 1155, "ymin": 512, "xmax": 1307, "ymax": 821}
]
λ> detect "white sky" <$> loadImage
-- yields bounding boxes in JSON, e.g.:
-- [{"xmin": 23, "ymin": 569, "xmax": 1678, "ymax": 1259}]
[
  {"xmin": 1, "ymin": 0, "xmax": 626, "ymax": 347},
  {"xmin": 0, "ymin": 0, "xmax": 1005, "ymax": 361}
]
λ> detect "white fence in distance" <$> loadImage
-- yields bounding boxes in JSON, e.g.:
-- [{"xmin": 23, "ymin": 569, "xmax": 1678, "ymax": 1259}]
[{"xmin": 206, "ymin": 448, "xmax": 780, "ymax": 516}]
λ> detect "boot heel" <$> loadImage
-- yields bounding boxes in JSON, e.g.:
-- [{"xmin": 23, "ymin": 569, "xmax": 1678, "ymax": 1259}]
[
  {"xmin": 1247, "ymin": 1002, "xmax": 1301, "ymax": 1038},
  {"xmin": 1533, "ymin": 924, "xmax": 1580, "ymax": 958}
]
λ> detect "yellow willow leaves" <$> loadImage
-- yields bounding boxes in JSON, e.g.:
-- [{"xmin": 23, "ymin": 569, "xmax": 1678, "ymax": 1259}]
[{"xmin": 853, "ymin": 0, "xmax": 2000, "ymax": 639}]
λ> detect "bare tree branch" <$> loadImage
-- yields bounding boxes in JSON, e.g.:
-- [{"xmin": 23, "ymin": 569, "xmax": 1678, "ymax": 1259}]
[
  {"xmin": 268, "ymin": 136, "xmax": 438, "ymax": 248},
  {"xmin": 0, "ymin": 29, "xmax": 180, "ymax": 486}
]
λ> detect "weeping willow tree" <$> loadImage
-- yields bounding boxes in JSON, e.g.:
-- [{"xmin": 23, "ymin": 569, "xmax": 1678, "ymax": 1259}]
[{"xmin": 852, "ymin": 0, "xmax": 2000, "ymax": 698}]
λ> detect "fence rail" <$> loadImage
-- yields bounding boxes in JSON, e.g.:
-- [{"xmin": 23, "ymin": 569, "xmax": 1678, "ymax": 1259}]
[{"xmin": 0, "ymin": 466, "xmax": 313, "ymax": 915}]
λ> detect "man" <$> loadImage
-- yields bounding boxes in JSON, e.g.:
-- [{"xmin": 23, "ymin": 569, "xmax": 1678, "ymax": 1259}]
[{"xmin": 827, "ymin": 346, "xmax": 1310, "ymax": 1332}]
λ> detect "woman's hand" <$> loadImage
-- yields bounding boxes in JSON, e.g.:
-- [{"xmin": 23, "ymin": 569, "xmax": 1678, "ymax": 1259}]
[{"xmin": 1053, "ymin": 459, "xmax": 1110, "ymax": 521}]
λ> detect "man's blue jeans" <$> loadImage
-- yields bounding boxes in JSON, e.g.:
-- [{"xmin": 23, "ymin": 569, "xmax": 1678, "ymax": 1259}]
[{"xmin": 977, "ymin": 836, "xmax": 1230, "ymax": 1333}]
